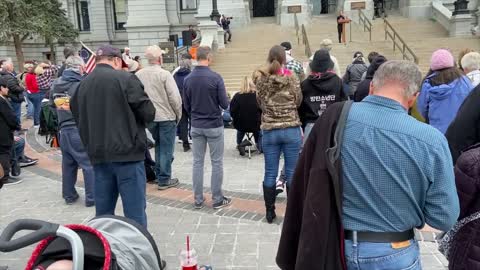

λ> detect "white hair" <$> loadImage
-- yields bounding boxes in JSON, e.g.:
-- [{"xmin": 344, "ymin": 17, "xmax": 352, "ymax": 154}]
[
  {"xmin": 65, "ymin": 56, "xmax": 85, "ymax": 72},
  {"xmin": 461, "ymin": 52, "xmax": 480, "ymax": 71},
  {"xmin": 372, "ymin": 60, "xmax": 422, "ymax": 98}
]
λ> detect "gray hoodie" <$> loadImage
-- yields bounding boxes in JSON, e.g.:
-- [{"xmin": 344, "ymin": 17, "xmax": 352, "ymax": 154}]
[{"xmin": 49, "ymin": 69, "xmax": 84, "ymax": 129}]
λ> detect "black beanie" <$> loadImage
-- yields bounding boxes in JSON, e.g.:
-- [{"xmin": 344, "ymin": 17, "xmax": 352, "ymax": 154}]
[{"xmin": 310, "ymin": 49, "xmax": 334, "ymax": 73}]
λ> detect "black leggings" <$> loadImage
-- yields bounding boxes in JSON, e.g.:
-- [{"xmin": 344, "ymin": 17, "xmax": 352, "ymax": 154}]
[{"xmin": 338, "ymin": 26, "xmax": 343, "ymax": 43}]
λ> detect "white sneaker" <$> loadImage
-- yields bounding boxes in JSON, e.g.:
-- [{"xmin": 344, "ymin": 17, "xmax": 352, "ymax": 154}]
[
  {"xmin": 276, "ymin": 179, "xmax": 285, "ymax": 195},
  {"xmin": 4, "ymin": 177, "xmax": 23, "ymax": 186}
]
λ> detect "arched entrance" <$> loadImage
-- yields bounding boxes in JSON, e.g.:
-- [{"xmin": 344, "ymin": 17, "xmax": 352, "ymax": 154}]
[{"xmin": 253, "ymin": 0, "xmax": 275, "ymax": 17}]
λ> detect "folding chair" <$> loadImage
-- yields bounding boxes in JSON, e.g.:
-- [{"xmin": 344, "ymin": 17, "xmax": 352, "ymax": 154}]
[{"xmin": 244, "ymin": 133, "xmax": 256, "ymax": 159}]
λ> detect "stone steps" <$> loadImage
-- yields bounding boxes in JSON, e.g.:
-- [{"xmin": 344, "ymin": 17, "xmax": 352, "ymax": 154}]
[
  {"xmin": 307, "ymin": 14, "xmax": 479, "ymax": 72},
  {"xmin": 211, "ymin": 14, "xmax": 480, "ymax": 92},
  {"xmin": 210, "ymin": 22, "xmax": 306, "ymax": 92}
]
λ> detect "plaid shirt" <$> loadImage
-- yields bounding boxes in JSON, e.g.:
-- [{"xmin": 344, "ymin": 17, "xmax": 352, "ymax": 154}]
[
  {"xmin": 37, "ymin": 65, "xmax": 58, "ymax": 90},
  {"xmin": 285, "ymin": 59, "xmax": 305, "ymax": 81}
]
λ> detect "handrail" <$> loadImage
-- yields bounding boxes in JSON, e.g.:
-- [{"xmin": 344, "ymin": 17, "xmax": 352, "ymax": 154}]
[
  {"xmin": 358, "ymin": 9, "xmax": 372, "ymax": 41},
  {"xmin": 383, "ymin": 19, "xmax": 419, "ymax": 64},
  {"xmin": 294, "ymin": 13, "xmax": 300, "ymax": 45},
  {"xmin": 301, "ymin": 24, "xmax": 312, "ymax": 58},
  {"xmin": 176, "ymin": 36, "xmax": 201, "ymax": 55}
]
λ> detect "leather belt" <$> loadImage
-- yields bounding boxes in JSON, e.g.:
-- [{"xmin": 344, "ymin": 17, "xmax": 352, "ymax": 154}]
[{"xmin": 344, "ymin": 229, "xmax": 415, "ymax": 243}]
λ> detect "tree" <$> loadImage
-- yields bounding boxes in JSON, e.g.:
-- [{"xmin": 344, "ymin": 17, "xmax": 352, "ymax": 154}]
[
  {"xmin": 0, "ymin": 0, "xmax": 78, "ymax": 70},
  {"xmin": 0, "ymin": 0, "xmax": 39, "ymax": 70},
  {"xmin": 37, "ymin": 0, "xmax": 79, "ymax": 63}
]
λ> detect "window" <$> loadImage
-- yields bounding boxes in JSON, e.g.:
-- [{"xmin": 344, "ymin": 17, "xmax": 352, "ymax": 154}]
[
  {"xmin": 113, "ymin": 0, "xmax": 127, "ymax": 30},
  {"xmin": 76, "ymin": 0, "xmax": 91, "ymax": 31},
  {"xmin": 180, "ymin": 0, "xmax": 197, "ymax": 10}
]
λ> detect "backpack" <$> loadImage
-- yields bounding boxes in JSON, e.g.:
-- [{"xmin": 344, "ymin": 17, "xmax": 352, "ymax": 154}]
[{"xmin": 38, "ymin": 101, "xmax": 59, "ymax": 147}]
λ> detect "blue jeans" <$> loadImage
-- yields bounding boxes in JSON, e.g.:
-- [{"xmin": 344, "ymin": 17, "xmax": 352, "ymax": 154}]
[
  {"xmin": 14, "ymin": 136, "xmax": 25, "ymax": 160},
  {"xmin": 191, "ymin": 127, "xmax": 224, "ymax": 205},
  {"xmin": 27, "ymin": 92, "xmax": 44, "ymax": 126},
  {"xmin": 26, "ymin": 95, "xmax": 33, "ymax": 117},
  {"xmin": 148, "ymin": 121, "xmax": 176, "ymax": 185},
  {"xmin": 262, "ymin": 127, "xmax": 302, "ymax": 188},
  {"xmin": 93, "ymin": 161, "xmax": 147, "ymax": 227},
  {"xmin": 11, "ymin": 101, "xmax": 22, "ymax": 125},
  {"xmin": 60, "ymin": 127, "xmax": 95, "ymax": 205},
  {"xmin": 345, "ymin": 239, "xmax": 422, "ymax": 270}
]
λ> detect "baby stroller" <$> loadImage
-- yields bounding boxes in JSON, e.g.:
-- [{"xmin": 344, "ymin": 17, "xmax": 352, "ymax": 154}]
[{"xmin": 0, "ymin": 215, "xmax": 166, "ymax": 270}]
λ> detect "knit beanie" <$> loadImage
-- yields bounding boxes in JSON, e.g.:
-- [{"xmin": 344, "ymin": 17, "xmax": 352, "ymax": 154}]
[
  {"xmin": 430, "ymin": 49, "xmax": 454, "ymax": 71},
  {"xmin": 310, "ymin": 49, "xmax": 334, "ymax": 73}
]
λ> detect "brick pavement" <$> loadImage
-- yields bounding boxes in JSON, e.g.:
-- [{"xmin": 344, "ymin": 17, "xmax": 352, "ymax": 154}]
[
  {"xmin": 0, "ymin": 122, "xmax": 451, "ymax": 269},
  {"xmin": 0, "ymin": 172, "xmax": 448, "ymax": 269}
]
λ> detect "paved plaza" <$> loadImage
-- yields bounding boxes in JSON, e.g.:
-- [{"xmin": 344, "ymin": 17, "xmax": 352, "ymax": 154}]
[{"xmin": 0, "ymin": 127, "xmax": 450, "ymax": 269}]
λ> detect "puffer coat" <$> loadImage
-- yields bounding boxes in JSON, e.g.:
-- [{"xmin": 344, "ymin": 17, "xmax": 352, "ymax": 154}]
[{"xmin": 439, "ymin": 143, "xmax": 480, "ymax": 270}]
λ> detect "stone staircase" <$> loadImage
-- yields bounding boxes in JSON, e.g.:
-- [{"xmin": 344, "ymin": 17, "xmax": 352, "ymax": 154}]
[
  {"xmin": 210, "ymin": 17, "xmax": 306, "ymax": 92},
  {"xmin": 211, "ymin": 14, "xmax": 480, "ymax": 92},
  {"xmin": 306, "ymin": 14, "xmax": 480, "ymax": 73}
]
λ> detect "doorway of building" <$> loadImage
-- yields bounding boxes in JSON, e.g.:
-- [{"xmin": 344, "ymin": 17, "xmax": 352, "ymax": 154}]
[
  {"xmin": 312, "ymin": 0, "xmax": 337, "ymax": 14},
  {"xmin": 253, "ymin": 0, "xmax": 275, "ymax": 17}
]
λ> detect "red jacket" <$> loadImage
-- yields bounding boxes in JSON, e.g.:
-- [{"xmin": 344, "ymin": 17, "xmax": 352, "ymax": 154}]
[{"xmin": 25, "ymin": 73, "xmax": 39, "ymax": 94}]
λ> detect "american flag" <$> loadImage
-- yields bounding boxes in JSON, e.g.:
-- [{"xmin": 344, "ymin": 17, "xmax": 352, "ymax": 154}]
[{"xmin": 79, "ymin": 41, "xmax": 96, "ymax": 73}]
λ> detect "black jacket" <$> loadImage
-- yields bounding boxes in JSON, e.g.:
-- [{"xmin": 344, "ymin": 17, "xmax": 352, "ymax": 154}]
[
  {"xmin": 70, "ymin": 64, "xmax": 155, "ymax": 164},
  {"xmin": 277, "ymin": 102, "xmax": 349, "ymax": 270},
  {"xmin": 354, "ymin": 56, "xmax": 387, "ymax": 102},
  {"xmin": 230, "ymin": 92, "xmax": 261, "ymax": 133},
  {"xmin": 0, "ymin": 71, "xmax": 25, "ymax": 103},
  {"xmin": 446, "ymin": 85, "xmax": 480, "ymax": 163},
  {"xmin": 299, "ymin": 72, "xmax": 346, "ymax": 125},
  {"xmin": 0, "ymin": 96, "xmax": 20, "ymax": 153},
  {"xmin": 445, "ymin": 144, "xmax": 480, "ymax": 269}
]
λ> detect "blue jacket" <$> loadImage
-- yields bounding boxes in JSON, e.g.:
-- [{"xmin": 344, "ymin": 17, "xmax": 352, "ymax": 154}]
[
  {"xmin": 183, "ymin": 66, "xmax": 229, "ymax": 129},
  {"xmin": 417, "ymin": 74, "xmax": 473, "ymax": 134}
]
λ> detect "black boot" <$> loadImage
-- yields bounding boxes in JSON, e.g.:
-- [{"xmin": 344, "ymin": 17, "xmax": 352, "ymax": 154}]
[{"xmin": 263, "ymin": 184, "xmax": 277, "ymax": 223}]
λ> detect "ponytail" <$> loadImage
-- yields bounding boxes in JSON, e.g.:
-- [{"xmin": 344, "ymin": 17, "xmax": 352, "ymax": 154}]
[
  {"xmin": 268, "ymin": 59, "xmax": 282, "ymax": 75},
  {"xmin": 267, "ymin": 45, "xmax": 287, "ymax": 75}
]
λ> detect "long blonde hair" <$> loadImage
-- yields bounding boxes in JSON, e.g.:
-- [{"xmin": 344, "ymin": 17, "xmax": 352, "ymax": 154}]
[{"xmin": 239, "ymin": 76, "xmax": 255, "ymax": 94}]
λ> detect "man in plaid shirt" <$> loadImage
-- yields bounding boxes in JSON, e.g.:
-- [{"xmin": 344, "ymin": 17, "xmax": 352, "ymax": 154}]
[
  {"xmin": 281, "ymin": 41, "xmax": 305, "ymax": 82},
  {"xmin": 37, "ymin": 62, "xmax": 59, "ymax": 91}
]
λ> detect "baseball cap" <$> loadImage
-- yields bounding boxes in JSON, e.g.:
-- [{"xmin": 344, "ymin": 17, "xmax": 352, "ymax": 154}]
[
  {"xmin": 144, "ymin": 45, "xmax": 167, "ymax": 60},
  {"xmin": 280, "ymin": 42, "xmax": 292, "ymax": 51},
  {"xmin": 96, "ymin": 44, "xmax": 128, "ymax": 68}
]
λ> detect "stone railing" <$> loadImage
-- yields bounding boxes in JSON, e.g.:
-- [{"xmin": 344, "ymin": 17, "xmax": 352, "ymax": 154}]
[
  {"xmin": 431, "ymin": 0, "xmax": 474, "ymax": 36},
  {"xmin": 432, "ymin": 1, "xmax": 452, "ymax": 32}
]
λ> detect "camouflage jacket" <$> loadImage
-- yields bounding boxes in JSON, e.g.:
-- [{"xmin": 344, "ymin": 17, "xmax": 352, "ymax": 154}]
[{"xmin": 253, "ymin": 68, "xmax": 302, "ymax": 131}]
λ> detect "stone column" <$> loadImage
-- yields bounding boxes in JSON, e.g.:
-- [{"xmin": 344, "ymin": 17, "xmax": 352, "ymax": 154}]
[
  {"xmin": 195, "ymin": 0, "xmax": 224, "ymax": 51},
  {"xmin": 400, "ymin": 0, "xmax": 432, "ymax": 18},
  {"xmin": 450, "ymin": 13, "xmax": 474, "ymax": 36},
  {"xmin": 279, "ymin": 0, "xmax": 311, "ymax": 26},
  {"xmin": 475, "ymin": 3, "xmax": 480, "ymax": 36},
  {"xmin": 125, "ymin": 0, "xmax": 171, "ymax": 57}
]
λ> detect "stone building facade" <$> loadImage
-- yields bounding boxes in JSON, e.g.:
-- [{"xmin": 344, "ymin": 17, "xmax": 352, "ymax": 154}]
[{"xmin": 0, "ymin": 0, "xmax": 478, "ymax": 67}]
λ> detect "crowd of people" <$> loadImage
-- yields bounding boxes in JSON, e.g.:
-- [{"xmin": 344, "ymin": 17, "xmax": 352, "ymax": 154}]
[{"xmin": 1, "ymin": 34, "xmax": 480, "ymax": 269}]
